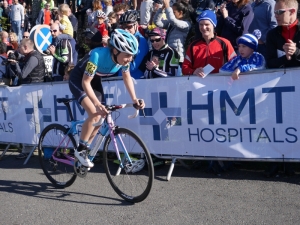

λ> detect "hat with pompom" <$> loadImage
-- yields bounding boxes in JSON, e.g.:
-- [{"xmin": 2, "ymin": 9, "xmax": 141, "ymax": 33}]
[{"xmin": 237, "ymin": 29, "xmax": 262, "ymax": 51}]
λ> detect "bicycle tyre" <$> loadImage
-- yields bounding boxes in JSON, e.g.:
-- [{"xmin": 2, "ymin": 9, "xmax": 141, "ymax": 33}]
[
  {"xmin": 38, "ymin": 123, "xmax": 77, "ymax": 188},
  {"xmin": 103, "ymin": 127, "xmax": 154, "ymax": 203}
]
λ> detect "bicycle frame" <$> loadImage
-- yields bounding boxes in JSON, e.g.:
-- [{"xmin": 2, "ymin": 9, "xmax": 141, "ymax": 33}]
[{"xmin": 50, "ymin": 112, "xmax": 133, "ymax": 170}]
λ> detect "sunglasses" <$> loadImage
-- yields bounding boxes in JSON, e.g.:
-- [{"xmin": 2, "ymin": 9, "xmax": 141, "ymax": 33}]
[
  {"xmin": 50, "ymin": 29, "xmax": 57, "ymax": 33},
  {"xmin": 150, "ymin": 37, "xmax": 162, "ymax": 43},
  {"xmin": 23, "ymin": 36, "xmax": 29, "ymax": 38},
  {"xmin": 122, "ymin": 24, "xmax": 135, "ymax": 30},
  {"xmin": 274, "ymin": 8, "xmax": 294, "ymax": 15}
]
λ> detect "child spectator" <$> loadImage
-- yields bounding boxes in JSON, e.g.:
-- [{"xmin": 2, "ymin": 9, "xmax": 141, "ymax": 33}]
[
  {"xmin": 57, "ymin": 4, "xmax": 73, "ymax": 38},
  {"xmin": 93, "ymin": 10, "xmax": 109, "ymax": 46},
  {"xmin": 219, "ymin": 30, "xmax": 266, "ymax": 80}
]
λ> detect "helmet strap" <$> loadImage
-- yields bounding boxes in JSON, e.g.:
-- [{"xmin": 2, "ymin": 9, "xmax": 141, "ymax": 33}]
[{"xmin": 112, "ymin": 48, "xmax": 121, "ymax": 64}]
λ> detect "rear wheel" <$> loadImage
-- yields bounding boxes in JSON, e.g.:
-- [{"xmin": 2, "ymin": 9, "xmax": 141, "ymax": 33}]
[
  {"xmin": 38, "ymin": 124, "xmax": 77, "ymax": 188},
  {"xmin": 103, "ymin": 127, "xmax": 154, "ymax": 203}
]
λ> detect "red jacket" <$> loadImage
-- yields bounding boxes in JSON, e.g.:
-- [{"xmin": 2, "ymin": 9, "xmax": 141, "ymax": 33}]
[{"xmin": 182, "ymin": 36, "xmax": 236, "ymax": 75}]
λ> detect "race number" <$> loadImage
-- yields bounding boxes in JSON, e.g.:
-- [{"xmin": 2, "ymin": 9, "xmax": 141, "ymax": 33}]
[
  {"xmin": 85, "ymin": 61, "xmax": 97, "ymax": 76},
  {"xmin": 43, "ymin": 55, "xmax": 53, "ymax": 72}
]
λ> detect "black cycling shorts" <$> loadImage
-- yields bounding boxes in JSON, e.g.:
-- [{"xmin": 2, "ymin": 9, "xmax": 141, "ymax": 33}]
[{"xmin": 69, "ymin": 75, "xmax": 104, "ymax": 105}]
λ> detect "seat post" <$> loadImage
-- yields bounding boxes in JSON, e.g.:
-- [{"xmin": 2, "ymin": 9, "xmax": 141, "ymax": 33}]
[{"xmin": 64, "ymin": 102, "xmax": 74, "ymax": 121}]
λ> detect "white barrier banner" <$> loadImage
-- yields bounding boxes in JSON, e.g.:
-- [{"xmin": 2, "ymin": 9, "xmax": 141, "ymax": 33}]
[{"xmin": 0, "ymin": 69, "xmax": 299, "ymax": 159}]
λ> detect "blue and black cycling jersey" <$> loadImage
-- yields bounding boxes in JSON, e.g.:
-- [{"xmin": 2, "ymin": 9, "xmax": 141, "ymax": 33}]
[{"xmin": 69, "ymin": 47, "xmax": 129, "ymax": 104}]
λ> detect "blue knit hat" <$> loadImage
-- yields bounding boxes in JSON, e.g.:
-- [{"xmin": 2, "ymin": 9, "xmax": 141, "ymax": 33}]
[
  {"xmin": 196, "ymin": 10, "xmax": 217, "ymax": 28},
  {"xmin": 237, "ymin": 30, "xmax": 262, "ymax": 51}
]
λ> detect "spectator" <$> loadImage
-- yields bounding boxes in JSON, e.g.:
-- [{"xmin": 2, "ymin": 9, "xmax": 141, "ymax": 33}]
[
  {"xmin": 113, "ymin": 3, "xmax": 129, "ymax": 23},
  {"xmin": 1, "ymin": 0, "xmax": 9, "ymax": 18},
  {"xmin": 75, "ymin": 0, "xmax": 93, "ymax": 28},
  {"xmin": 36, "ymin": 3, "xmax": 52, "ymax": 25},
  {"xmin": 140, "ymin": 27, "xmax": 180, "ymax": 78},
  {"xmin": 63, "ymin": 64, "xmax": 75, "ymax": 81},
  {"xmin": 103, "ymin": 0, "xmax": 113, "ymax": 16},
  {"xmin": 140, "ymin": 0, "xmax": 153, "ymax": 26},
  {"xmin": 217, "ymin": 0, "xmax": 254, "ymax": 51},
  {"xmin": 93, "ymin": 11, "xmax": 109, "ymax": 36},
  {"xmin": 22, "ymin": 31, "xmax": 29, "ymax": 39},
  {"xmin": 68, "ymin": 7, "xmax": 78, "ymax": 40},
  {"xmin": 86, "ymin": 8, "xmax": 94, "ymax": 27},
  {"xmin": 118, "ymin": 10, "xmax": 149, "ymax": 79},
  {"xmin": 190, "ymin": 0, "xmax": 215, "ymax": 39},
  {"xmin": 220, "ymin": 30, "xmax": 266, "ymax": 80},
  {"xmin": 1, "ymin": 1, "xmax": 11, "ymax": 31},
  {"xmin": 8, "ymin": 32, "xmax": 18, "ymax": 50},
  {"xmin": 57, "ymin": 4, "xmax": 73, "ymax": 38},
  {"xmin": 147, "ymin": 0, "xmax": 165, "ymax": 32},
  {"xmin": 48, "ymin": 23, "xmax": 73, "ymax": 81},
  {"xmin": 13, "ymin": 39, "xmax": 46, "ymax": 84},
  {"xmin": 182, "ymin": 10, "xmax": 236, "ymax": 76},
  {"xmin": 266, "ymin": 0, "xmax": 300, "ymax": 69},
  {"xmin": 10, "ymin": 0, "xmax": 24, "ymax": 42},
  {"xmin": 154, "ymin": 0, "xmax": 192, "ymax": 63},
  {"xmin": 107, "ymin": 11, "xmax": 118, "ymax": 35},
  {"xmin": 87, "ymin": 0, "xmax": 103, "ymax": 28},
  {"xmin": 23, "ymin": 5, "xmax": 31, "ymax": 33},
  {"xmin": 1, "ymin": 31, "xmax": 14, "ymax": 51},
  {"xmin": 249, "ymin": 0, "xmax": 277, "ymax": 58},
  {"xmin": 0, "ymin": 43, "xmax": 7, "ymax": 83}
]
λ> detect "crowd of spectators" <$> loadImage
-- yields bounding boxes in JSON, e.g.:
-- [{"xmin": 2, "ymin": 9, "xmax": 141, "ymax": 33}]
[{"xmin": 0, "ymin": 0, "xmax": 299, "ymax": 176}]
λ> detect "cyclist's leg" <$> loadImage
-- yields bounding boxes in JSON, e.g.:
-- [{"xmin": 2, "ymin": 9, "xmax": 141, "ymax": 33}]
[
  {"xmin": 69, "ymin": 76, "xmax": 103, "ymax": 167},
  {"xmin": 75, "ymin": 96, "xmax": 101, "ymax": 167}
]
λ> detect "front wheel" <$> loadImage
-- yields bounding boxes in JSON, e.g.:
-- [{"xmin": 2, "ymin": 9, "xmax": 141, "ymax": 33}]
[
  {"xmin": 103, "ymin": 127, "xmax": 154, "ymax": 203},
  {"xmin": 38, "ymin": 123, "xmax": 77, "ymax": 188}
]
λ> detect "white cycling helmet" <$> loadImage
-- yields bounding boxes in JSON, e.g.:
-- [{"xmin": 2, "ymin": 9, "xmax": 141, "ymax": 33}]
[
  {"xmin": 109, "ymin": 29, "xmax": 139, "ymax": 55},
  {"xmin": 96, "ymin": 10, "xmax": 106, "ymax": 19}
]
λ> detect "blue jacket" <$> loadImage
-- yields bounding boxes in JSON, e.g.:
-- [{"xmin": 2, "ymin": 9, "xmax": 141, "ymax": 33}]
[
  {"xmin": 219, "ymin": 52, "xmax": 266, "ymax": 73},
  {"xmin": 248, "ymin": 0, "xmax": 277, "ymax": 43},
  {"xmin": 118, "ymin": 31, "xmax": 149, "ymax": 79}
]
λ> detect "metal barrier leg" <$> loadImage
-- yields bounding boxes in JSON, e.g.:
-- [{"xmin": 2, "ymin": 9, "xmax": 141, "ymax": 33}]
[
  {"xmin": 166, "ymin": 157, "xmax": 177, "ymax": 181},
  {"xmin": 23, "ymin": 145, "xmax": 36, "ymax": 165},
  {"xmin": 0, "ymin": 144, "xmax": 11, "ymax": 160}
]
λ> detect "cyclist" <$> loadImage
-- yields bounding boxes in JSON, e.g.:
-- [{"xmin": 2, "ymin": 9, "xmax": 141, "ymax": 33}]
[
  {"xmin": 118, "ymin": 10, "xmax": 149, "ymax": 79},
  {"xmin": 69, "ymin": 29, "xmax": 145, "ymax": 168}
]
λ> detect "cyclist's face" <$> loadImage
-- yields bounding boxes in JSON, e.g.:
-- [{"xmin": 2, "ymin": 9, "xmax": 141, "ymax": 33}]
[{"xmin": 116, "ymin": 51, "xmax": 133, "ymax": 66}]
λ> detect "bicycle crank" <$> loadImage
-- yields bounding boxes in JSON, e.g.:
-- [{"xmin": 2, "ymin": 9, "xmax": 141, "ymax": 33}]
[{"xmin": 73, "ymin": 158, "xmax": 88, "ymax": 178}]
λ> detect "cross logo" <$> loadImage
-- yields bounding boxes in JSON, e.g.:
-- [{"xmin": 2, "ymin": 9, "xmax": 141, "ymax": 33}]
[
  {"xmin": 139, "ymin": 92, "xmax": 181, "ymax": 141},
  {"xmin": 25, "ymin": 95, "xmax": 51, "ymax": 134}
]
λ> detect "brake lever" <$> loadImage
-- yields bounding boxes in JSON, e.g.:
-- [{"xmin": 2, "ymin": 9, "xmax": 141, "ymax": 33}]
[{"xmin": 133, "ymin": 99, "xmax": 146, "ymax": 118}]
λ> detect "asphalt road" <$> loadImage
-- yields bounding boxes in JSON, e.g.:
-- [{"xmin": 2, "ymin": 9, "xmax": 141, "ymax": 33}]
[{"xmin": 1, "ymin": 151, "xmax": 300, "ymax": 225}]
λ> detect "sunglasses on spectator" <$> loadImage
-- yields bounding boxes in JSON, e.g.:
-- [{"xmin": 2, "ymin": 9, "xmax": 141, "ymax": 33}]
[
  {"xmin": 150, "ymin": 38, "xmax": 162, "ymax": 43},
  {"xmin": 274, "ymin": 8, "xmax": 294, "ymax": 15},
  {"xmin": 50, "ymin": 30, "xmax": 58, "ymax": 33},
  {"xmin": 23, "ymin": 36, "xmax": 29, "ymax": 38},
  {"xmin": 122, "ymin": 24, "xmax": 135, "ymax": 30}
]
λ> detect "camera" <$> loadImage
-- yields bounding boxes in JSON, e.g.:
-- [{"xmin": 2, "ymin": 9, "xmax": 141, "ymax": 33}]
[{"xmin": 1, "ymin": 52, "xmax": 18, "ymax": 65}]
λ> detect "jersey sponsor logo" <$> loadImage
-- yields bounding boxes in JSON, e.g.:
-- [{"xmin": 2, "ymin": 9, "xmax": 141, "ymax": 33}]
[{"xmin": 86, "ymin": 61, "xmax": 97, "ymax": 76}]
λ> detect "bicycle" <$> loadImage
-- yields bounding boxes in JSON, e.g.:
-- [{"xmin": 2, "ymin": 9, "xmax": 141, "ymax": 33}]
[{"xmin": 38, "ymin": 97, "xmax": 154, "ymax": 203}]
